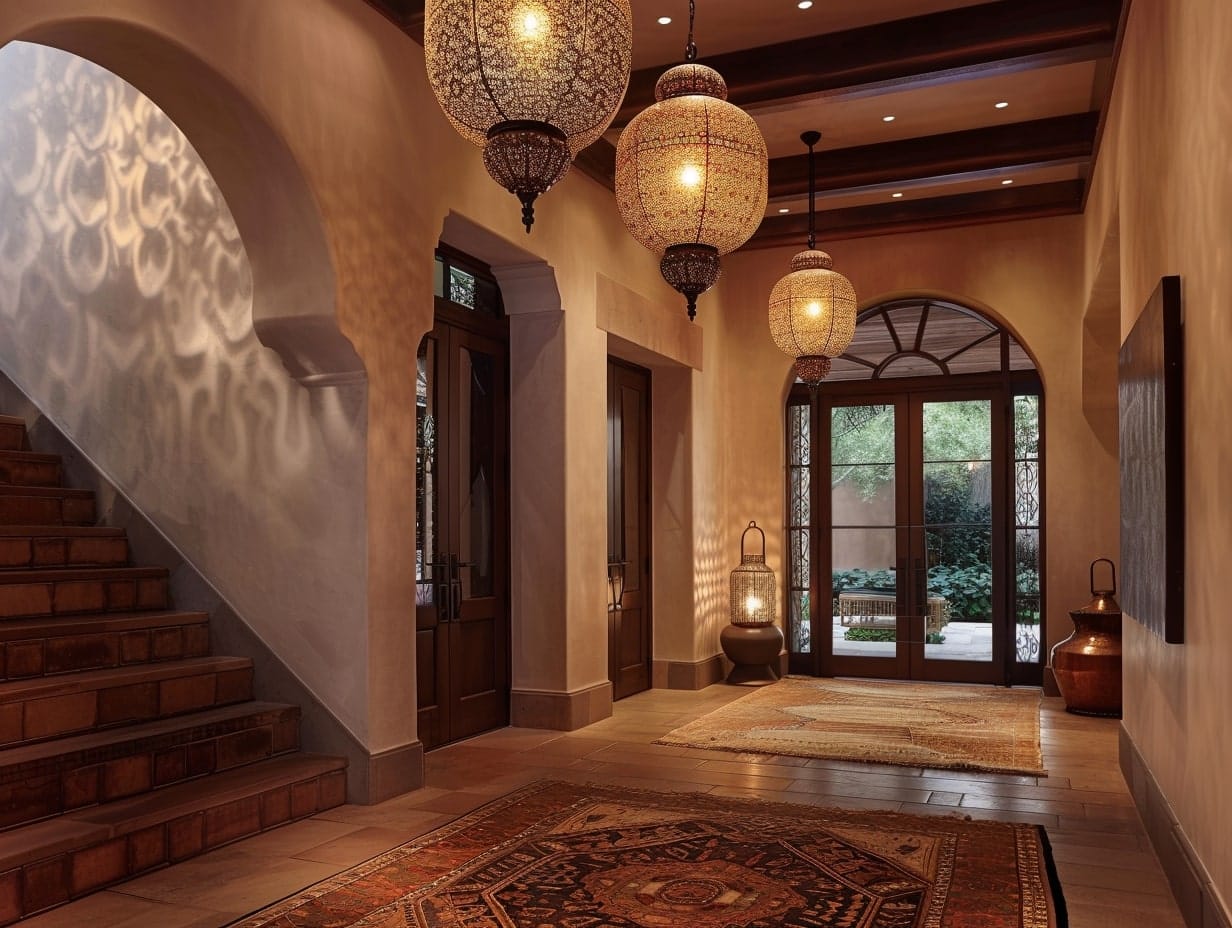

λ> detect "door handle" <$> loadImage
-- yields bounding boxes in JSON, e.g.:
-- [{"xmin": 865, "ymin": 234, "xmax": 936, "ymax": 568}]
[
  {"xmin": 451, "ymin": 578, "xmax": 462, "ymax": 620},
  {"xmin": 436, "ymin": 583, "xmax": 451, "ymax": 621}
]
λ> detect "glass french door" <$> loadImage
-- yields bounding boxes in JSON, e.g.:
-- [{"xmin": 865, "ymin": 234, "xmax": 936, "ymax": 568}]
[{"xmin": 811, "ymin": 390, "xmax": 1008, "ymax": 684}]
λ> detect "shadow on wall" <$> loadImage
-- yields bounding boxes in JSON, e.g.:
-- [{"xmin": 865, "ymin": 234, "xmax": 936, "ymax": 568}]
[{"xmin": 0, "ymin": 42, "xmax": 370, "ymax": 741}]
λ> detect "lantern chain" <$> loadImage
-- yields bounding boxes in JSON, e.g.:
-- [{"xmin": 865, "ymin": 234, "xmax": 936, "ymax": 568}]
[
  {"xmin": 685, "ymin": 0, "xmax": 698, "ymax": 61},
  {"xmin": 802, "ymin": 130, "xmax": 820, "ymax": 251}
]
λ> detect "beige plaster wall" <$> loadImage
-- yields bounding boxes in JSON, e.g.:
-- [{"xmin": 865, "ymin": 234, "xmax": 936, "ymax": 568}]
[
  {"xmin": 0, "ymin": 0, "xmax": 684, "ymax": 755},
  {"xmin": 715, "ymin": 215, "xmax": 1120, "ymax": 664},
  {"xmin": 0, "ymin": 43, "xmax": 369, "ymax": 737},
  {"xmin": 1084, "ymin": 0, "xmax": 1232, "ymax": 903}
]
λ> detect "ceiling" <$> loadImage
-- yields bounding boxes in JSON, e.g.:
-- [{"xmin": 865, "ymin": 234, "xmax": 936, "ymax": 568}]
[{"xmin": 366, "ymin": 0, "xmax": 1129, "ymax": 246}]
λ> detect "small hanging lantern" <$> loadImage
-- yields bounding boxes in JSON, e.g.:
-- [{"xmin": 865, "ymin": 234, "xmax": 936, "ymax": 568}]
[
  {"xmin": 768, "ymin": 131, "xmax": 858, "ymax": 387},
  {"xmin": 615, "ymin": 0, "xmax": 768, "ymax": 320},
  {"xmin": 425, "ymin": 0, "xmax": 633, "ymax": 232},
  {"xmin": 721, "ymin": 521, "xmax": 782, "ymax": 685}
]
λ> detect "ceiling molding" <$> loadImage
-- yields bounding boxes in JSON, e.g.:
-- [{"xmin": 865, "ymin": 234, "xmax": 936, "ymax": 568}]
[
  {"xmin": 768, "ymin": 112, "xmax": 1099, "ymax": 198},
  {"xmin": 615, "ymin": 0, "xmax": 1120, "ymax": 126},
  {"xmin": 744, "ymin": 180, "xmax": 1085, "ymax": 248},
  {"xmin": 364, "ymin": 0, "xmax": 424, "ymax": 40}
]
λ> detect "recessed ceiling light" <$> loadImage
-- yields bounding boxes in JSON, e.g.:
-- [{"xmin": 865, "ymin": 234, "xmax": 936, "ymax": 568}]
[
  {"xmin": 1001, "ymin": 179, "xmax": 1014, "ymax": 185},
  {"xmin": 995, "ymin": 101, "xmax": 1009, "ymax": 109},
  {"xmin": 891, "ymin": 192, "xmax": 904, "ymax": 198},
  {"xmin": 657, "ymin": 15, "xmax": 672, "ymax": 24},
  {"xmin": 798, "ymin": 1, "xmax": 814, "ymax": 8},
  {"xmin": 778, "ymin": 207, "xmax": 790, "ymax": 214},
  {"xmin": 882, "ymin": 115, "xmax": 896, "ymax": 122}
]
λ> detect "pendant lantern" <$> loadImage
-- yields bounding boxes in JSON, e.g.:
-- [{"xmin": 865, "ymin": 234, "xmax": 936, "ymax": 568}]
[
  {"xmin": 424, "ymin": 0, "xmax": 633, "ymax": 232},
  {"xmin": 615, "ymin": 0, "xmax": 768, "ymax": 320},
  {"xmin": 768, "ymin": 131, "xmax": 858, "ymax": 386}
]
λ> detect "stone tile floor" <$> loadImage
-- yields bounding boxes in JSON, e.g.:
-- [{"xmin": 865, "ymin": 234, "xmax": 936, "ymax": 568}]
[{"xmin": 23, "ymin": 685, "xmax": 1185, "ymax": 928}]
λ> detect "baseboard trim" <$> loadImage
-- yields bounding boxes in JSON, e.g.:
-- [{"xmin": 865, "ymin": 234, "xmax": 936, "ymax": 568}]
[
  {"xmin": 511, "ymin": 681, "xmax": 613, "ymax": 730},
  {"xmin": 1119, "ymin": 726, "xmax": 1232, "ymax": 928},
  {"xmin": 652, "ymin": 655, "xmax": 725, "ymax": 690}
]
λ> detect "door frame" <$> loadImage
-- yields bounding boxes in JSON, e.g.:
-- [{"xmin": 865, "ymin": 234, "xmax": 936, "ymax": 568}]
[
  {"xmin": 415, "ymin": 248, "xmax": 512, "ymax": 750},
  {"xmin": 607, "ymin": 357, "xmax": 653, "ymax": 700},
  {"xmin": 790, "ymin": 368, "xmax": 1044, "ymax": 686}
]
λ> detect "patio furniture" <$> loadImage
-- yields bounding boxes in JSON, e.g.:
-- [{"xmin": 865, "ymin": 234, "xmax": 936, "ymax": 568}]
[{"xmin": 838, "ymin": 588, "xmax": 948, "ymax": 636}]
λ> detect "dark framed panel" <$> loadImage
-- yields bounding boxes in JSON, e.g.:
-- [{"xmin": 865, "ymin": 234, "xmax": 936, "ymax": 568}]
[{"xmin": 1118, "ymin": 275, "xmax": 1184, "ymax": 644}]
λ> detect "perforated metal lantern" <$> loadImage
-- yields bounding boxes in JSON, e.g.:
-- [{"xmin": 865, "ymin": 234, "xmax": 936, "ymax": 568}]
[
  {"xmin": 425, "ymin": 0, "xmax": 632, "ymax": 232},
  {"xmin": 729, "ymin": 522, "xmax": 776, "ymax": 628},
  {"xmin": 615, "ymin": 3, "xmax": 767, "ymax": 320},
  {"xmin": 768, "ymin": 132, "xmax": 857, "ymax": 388}
]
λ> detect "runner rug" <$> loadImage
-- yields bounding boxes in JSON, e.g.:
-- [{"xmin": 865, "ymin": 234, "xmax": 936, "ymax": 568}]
[
  {"xmin": 657, "ymin": 677, "xmax": 1046, "ymax": 775},
  {"xmin": 231, "ymin": 780, "xmax": 1066, "ymax": 928}
]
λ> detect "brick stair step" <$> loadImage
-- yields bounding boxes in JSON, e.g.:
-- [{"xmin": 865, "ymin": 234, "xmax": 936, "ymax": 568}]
[
  {"xmin": 0, "ymin": 567, "xmax": 167, "ymax": 619},
  {"xmin": 0, "ymin": 610, "xmax": 210, "ymax": 681},
  {"xmin": 0, "ymin": 450, "xmax": 62, "ymax": 489},
  {"xmin": 0, "ymin": 487, "xmax": 94, "ymax": 527},
  {"xmin": 0, "ymin": 657, "xmax": 254, "ymax": 747},
  {"xmin": 0, "ymin": 418, "xmax": 27, "ymax": 453},
  {"xmin": 0, "ymin": 526, "xmax": 127, "ymax": 571},
  {"xmin": 0, "ymin": 752, "xmax": 346, "ymax": 918},
  {"xmin": 0, "ymin": 702, "xmax": 301, "ymax": 831}
]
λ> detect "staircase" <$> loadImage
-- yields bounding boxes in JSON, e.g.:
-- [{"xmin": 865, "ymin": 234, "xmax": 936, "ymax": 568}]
[{"xmin": 0, "ymin": 414, "xmax": 347, "ymax": 923}]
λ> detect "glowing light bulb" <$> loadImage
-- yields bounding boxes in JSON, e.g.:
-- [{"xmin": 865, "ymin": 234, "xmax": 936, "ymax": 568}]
[
  {"xmin": 679, "ymin": 164, "xmax": 702, "ymax": 188},
  {"xmin": 745, "ymin": 595, "xmax": 763, "ymax": 614},
  {"xmin": 519, "ymin": 8, "xmax": 545, "ymax": 37},
  {"xmin": 806, "ymin": 301, "xmax": 822, "ymax": 318}
]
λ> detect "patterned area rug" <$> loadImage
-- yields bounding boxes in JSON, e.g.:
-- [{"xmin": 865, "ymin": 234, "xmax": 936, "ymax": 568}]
[
  {"xmin": 231, "ymin": 780, "xmax": 1066, "ymax": 928},
  {"xmin": 657, "ymin": 678, "xmax": 1046, "ymax": 775}
]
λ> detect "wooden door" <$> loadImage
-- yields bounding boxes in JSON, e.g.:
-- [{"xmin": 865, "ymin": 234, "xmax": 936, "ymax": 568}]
[
  {"xmin": 416, "ymin": 320, "xmax": 509, "ymax": 749},
  {"xmin": 607, "ymin": 360, "xmax": 652, "ymax": 700}
]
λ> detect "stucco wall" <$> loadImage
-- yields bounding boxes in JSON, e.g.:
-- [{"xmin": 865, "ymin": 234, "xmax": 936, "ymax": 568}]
[
  {"xmin": 0, "ymin": 42, "xmax": 370, "ymax": 737},
  {"xmin": 1085, "ymin": 0, "xmax": 1232, "ymax": 905},
  {"xmin": 0, "ymin": 0, "xmax": 689, "ymax": 758},
  {"xmin": 715, "ymin": 214, "xmax": 1120, "ymax": 664}
]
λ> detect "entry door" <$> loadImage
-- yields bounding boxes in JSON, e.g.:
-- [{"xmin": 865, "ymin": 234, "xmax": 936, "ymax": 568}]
[
  {"xmin": 607, "ymin": 360, "xmax": 652, "ymax": 699},
  {"xmin": 821, "ymin": 390, "xmax": 1006, "ymax": 683},
  {"xmin": 416, "ymin": 322, "xmax": 510, "ymax": 749}
]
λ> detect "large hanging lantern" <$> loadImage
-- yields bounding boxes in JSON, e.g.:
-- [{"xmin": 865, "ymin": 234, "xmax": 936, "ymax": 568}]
[
  {"xmin": 615, "ymin": 1, "xmax": 767, "ymax": 320},
  {"xmin": 425, "ymin": 0, "xmax": 633, "ymax": 232},
  {"xmin": 768, "ymin": 131, "xmax": 857, "ymax": 387}
]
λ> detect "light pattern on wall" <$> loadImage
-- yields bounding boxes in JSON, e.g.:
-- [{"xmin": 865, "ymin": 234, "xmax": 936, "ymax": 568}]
[{"xmin": 0, "ymin": 43, "xmax": 369, "ymax": 734}]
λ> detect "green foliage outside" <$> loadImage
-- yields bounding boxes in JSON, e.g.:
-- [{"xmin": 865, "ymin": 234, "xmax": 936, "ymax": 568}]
[
  {"xmin": 829, "ymin": 399, "xmax": 1044, "ymax": 623},
  {"xmin": 842, "ymin": 627, "xmax": 946, "ymax": 644}
]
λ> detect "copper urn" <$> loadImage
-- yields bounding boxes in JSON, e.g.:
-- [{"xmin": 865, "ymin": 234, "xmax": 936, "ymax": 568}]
[{"xmin": 1050, "ymin": 558, "xmax": 1122, "ymax": 717}]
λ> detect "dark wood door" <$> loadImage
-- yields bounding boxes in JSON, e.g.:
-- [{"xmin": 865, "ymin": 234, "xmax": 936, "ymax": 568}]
[
  {"xmin": 416, "ymin": 320, "xmax": 509, "ymax": 749},
  {"xmin": 817, "ymin": 388, "xmax": 1007, "ymax": 684},
  {"xmin": 607, "ymin": 360, "xmax": 652, "ymax": 700}
]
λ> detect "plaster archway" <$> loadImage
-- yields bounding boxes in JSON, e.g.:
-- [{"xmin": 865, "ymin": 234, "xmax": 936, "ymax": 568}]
[{"xmin": 5, "ymin": 17, "xmax": 363, "ymax": 385}]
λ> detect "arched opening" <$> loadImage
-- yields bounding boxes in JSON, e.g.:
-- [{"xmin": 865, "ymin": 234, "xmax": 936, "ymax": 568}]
[
  {"xmin": 786, "ymin": 297, "xmax": 1044, "ymax": 686},
  {"xmin": 4, "ymin": 19, "xmax": 361, "ymax": 383}
]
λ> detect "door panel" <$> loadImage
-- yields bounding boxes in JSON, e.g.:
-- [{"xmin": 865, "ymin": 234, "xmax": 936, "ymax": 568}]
[
  {"xmin": 607, "ymin": 361, "xmax": 652, "ymax": 700},
  {"xmin": 416, "ymin": 322, "xmax": 510, "ymax": 749}
]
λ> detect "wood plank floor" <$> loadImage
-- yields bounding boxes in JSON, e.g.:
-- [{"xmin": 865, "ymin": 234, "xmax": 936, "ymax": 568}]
[{"xmin": 22, "ymin": 687, "xmax": 1185, "ymax": 928}]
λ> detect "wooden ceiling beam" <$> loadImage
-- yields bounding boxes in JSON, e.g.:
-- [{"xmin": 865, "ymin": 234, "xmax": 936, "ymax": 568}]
[
  {"xmin": 744, "ymin": 179, "xmax": 1084, "ymax": 248},
  {"xmin": 615, "ymin": 0, "xmax": 1120, "ymax": 127},
  {"xmin": 768, "ymin": 112, "xmax": 1099, "ymax": 198}
]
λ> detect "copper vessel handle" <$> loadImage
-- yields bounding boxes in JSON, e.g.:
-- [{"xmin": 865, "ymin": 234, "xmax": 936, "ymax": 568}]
[{"xmin": 1091, "ymin": 557, "xmax": 1117, "ymax": 596}]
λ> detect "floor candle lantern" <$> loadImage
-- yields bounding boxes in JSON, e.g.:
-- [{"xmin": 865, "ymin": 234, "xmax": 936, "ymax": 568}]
[{"xmin": 722, "ymin": 521, "xmax": 783, "ymax": 685}]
